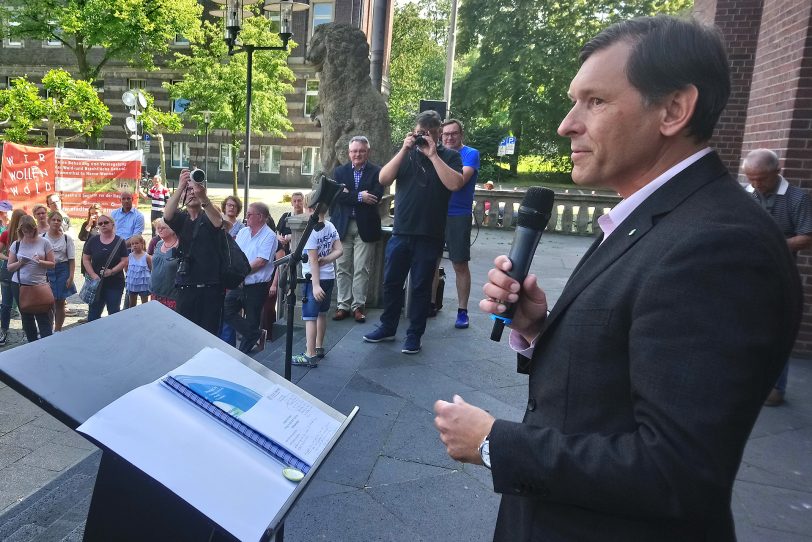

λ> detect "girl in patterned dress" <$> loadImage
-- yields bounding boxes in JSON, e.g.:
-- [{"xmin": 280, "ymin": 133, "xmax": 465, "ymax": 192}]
[{"xmin": 125, "ymin": 234, "xmax": 152, "ymax": 307}]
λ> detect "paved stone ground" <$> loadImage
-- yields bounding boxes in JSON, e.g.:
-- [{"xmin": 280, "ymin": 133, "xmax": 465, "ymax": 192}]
[{"xmin": 0, "ymin": 227, "xmax": 810, "ymax": 541}]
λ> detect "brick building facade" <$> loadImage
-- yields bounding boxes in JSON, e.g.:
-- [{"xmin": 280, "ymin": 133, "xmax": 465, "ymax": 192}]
[
  {"xmin": 695, "ymin": 0, "xmax": 812, "ymax": 356},
  {"xmin": 0, "ymin": 0, "xmax": 393, "ymax": 187}
]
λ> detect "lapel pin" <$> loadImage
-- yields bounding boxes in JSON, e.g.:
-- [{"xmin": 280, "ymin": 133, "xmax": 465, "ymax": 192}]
[{"xmin": 628, "ymin": 229, "xmax": 637, "ymax": 236}]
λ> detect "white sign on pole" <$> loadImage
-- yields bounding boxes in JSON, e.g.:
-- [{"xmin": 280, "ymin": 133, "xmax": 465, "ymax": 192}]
[{"xmin": 504, "ymin": 136, "xmax": 516, "ymax": 155}]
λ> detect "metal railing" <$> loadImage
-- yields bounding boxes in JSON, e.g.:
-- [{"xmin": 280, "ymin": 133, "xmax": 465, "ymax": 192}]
[{"xmin": 473, "ymin": 189, "xmax": 621, "ymax": 236}]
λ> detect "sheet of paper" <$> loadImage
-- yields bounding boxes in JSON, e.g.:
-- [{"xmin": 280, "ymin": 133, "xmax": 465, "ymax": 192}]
[{"xmin": 78, "ymin": 347, "xmax": 343, "ymax": 541}]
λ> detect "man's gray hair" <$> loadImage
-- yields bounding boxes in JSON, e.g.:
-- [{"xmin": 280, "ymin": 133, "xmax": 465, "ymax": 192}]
[
  {"xmin": 349, "ymin": 135, "xmax": 370, "ymax": 147},
  {"xmin": 249, "ymin": 201, "xmax": 270, "ymax": 218},
  {"xmin": 743, "ymin": 148, "xmax": 780, "ymax": 172}
]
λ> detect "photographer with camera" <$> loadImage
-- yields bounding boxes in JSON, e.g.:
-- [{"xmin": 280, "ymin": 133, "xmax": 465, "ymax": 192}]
[
  {"xmin": 163, "ymin": 168, "xmax": 224, "ymax": 335},
  {"xmin": 362, "ymin": 110, "xmax": 463, "ymax": 354}
]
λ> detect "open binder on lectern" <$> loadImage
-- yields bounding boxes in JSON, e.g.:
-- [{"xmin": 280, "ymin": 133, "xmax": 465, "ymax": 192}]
[{"xmin": 77, "ymin": 347, "xmax": 350, "ymax": 542}]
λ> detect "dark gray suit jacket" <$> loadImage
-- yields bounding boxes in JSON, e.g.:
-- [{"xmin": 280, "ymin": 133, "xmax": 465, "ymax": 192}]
[
  {"xmin": 490, "ymin": 153, "xmax": 801, "ymax": 541},
  {"xmin": 329, "ymin": 161, "xmax": 384, "ymax": 242}
]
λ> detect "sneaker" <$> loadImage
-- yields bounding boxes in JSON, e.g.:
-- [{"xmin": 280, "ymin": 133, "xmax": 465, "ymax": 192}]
[
  {"xmin": 315, "ymin": 346, "xmax": 325, "ymax": 358},
  {"xmin": 292, "ymin": 353, "xmax": 318, "ymax": 368},
  {"xmin": 455, "ymin": 309, "xmax": 469, "ymax": 329},
  {"xmin": 363, "ymin": 327, "xmax": 396, "ymax": 343},
  {"xmin": 0, "ymin": 330, "xmax": 7, "ymax": 346},
  {"xmin": 402, "ymin": 334, "xmax": 421, "ymax": 354}
]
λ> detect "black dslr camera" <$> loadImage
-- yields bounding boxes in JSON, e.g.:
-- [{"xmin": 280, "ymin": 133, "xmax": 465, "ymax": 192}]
[{"xmin": 413, "ymin": 133, "xmax": 429, "ymax": 147}]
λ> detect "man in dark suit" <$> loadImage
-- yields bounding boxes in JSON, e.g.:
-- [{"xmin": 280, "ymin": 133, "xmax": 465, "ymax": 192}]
[
  {"xmin": 330, "ymin": 136, "xmax": 384, "ymax": 323},
  {"xmin": 434, "ymin": 16, "xmax": 802, "ymax": 541}
]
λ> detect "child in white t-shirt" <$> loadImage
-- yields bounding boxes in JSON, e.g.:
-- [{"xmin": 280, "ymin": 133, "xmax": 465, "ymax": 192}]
[{"xmin": 292, "ymin": 193, "xmax": 343, "ymax": 367}]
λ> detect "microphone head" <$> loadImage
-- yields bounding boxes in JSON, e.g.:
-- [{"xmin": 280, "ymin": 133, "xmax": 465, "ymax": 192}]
[{"xmin": 517, "ymin": 187, "xmax": 555, "ymax": 230}]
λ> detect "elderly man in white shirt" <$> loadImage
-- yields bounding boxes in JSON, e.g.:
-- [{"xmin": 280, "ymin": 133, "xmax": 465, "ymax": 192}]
[{"xmin": 223, "ymin": 202, "xmax": 279, "ymax": 354}]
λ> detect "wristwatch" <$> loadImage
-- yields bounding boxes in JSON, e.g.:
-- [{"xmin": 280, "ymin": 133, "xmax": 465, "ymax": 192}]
[
  {"xmin": 200, "ymin": 199, "xmax": 209, "ymax": 208},
  {"xmin": 478, "ymin": 435, "xmax": 491, "ymax": 469}
]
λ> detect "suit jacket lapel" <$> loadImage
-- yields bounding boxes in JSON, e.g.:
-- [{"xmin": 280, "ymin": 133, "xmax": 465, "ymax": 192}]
[{"xmin": 545, "ymin": 152, "xmax": 729, "ymax": 330}]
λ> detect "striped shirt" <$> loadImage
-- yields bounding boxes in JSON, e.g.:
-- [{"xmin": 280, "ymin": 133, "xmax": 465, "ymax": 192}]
[
  {"xmin": 148, "ymin": 185, "xmax": 171, "ymax": 212},
  {"xmin": 746, "ymin": 176, "xmax": 812, "ymax": 246}
]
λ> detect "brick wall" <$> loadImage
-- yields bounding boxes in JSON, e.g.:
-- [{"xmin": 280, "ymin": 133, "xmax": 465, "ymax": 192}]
[
  {"xmin": 696, "ymin": 0, "xmax": 763, "ymax": 174},
  {"xmin": 739, "ymin": 0, "xmax": 812, "ymax": 356}
]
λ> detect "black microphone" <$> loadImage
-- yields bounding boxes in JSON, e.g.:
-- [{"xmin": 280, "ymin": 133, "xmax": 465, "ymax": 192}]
[{"xmin": 490, "ymin": 187, "xmax": 555, "ymax": 342}]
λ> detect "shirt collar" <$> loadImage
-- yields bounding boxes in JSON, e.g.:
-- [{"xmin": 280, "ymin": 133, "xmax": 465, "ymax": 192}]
[
  {"xmin": 745, "ymin": 175, "xmax": 789, "ymax": 196},
  {"xmin": 598, "ymin": 147, "xmax": 714, "ymax": 241}
]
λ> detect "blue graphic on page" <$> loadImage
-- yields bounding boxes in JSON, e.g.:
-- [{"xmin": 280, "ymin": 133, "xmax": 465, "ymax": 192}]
[{"xmin": 173, "ymin": 375, "xmax": 262, "ymax": 417}]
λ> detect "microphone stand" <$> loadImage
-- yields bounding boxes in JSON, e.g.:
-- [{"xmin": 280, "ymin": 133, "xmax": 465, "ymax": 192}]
[{"xmin": 274, "ymin": 212, "xmax": 322, "ymax": 381}]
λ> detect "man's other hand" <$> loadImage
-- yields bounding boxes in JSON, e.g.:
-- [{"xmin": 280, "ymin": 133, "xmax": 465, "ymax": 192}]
[{"xmin": 434, "ymin": 395, "xmax": 495, "ymax": 464}]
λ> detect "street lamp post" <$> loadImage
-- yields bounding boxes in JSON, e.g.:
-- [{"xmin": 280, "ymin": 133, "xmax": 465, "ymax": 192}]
[
  {"xmin": 210, "ymin": 0, "xmax": 309, "ymax": 209},
  {"xmin": 202, "ymin": 110, "xmax": 212, "ymax": 178}
]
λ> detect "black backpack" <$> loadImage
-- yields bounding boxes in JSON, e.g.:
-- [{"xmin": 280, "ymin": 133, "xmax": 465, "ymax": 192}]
[{"xmin": 218, "ymin": 228, "xmax": 251, "ymax": 289}]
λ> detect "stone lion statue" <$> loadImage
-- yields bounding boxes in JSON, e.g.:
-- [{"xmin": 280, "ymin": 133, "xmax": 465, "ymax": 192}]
[{"xmin": 306, "ymin": 23, "xmax": 392, "ymax": 181}]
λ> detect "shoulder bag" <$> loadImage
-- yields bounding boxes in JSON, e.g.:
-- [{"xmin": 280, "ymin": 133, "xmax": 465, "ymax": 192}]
[
  {"xmin": 79, "ymin": 237, "xmax": 124, "ymax": 304},
  {"xmin": 15, "ymin": 240, "xmax": 55, "ymax": 314}
]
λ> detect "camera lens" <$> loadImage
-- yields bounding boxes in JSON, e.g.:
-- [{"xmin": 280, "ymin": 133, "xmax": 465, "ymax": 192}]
[{"xmin": 191, "ymin": 169, "xmax": 206, "ymax": 183}]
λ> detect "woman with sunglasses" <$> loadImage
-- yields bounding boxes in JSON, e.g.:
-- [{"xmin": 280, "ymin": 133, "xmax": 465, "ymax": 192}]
[
  {"xmin": 81, "ymin": 214, "xmax": 127, "ymax": 321},
  {"xmin": 7, "ymin": 215, "xmax": 55, "ymax": 341}
]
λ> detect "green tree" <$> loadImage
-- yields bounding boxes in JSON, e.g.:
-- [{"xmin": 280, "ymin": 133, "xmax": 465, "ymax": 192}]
[
  {"xmin": 0, "ymin": 0, "xmax": 203, "ymax": 81},
  {"xmin": 388, "ymin": 2, "xmax": 448, "ymax": 144},
  {"xmin": 139, "ymin": 92, "xmax": 183, "ymax": 181},
  {"xmin": 167, "ymin": 16, "xmax": 295, "ymax": 195},
  {"xmin": 0, "ymin": 69, "xmax": 110, "ymax": 146},
  {"xmin": 455, "ymin": 0, "xmax": 691, "ymax": 174}
]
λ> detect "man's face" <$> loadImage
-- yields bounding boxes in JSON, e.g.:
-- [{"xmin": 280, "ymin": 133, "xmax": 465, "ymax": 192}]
[
  {"xmin": 557, "ymin": 41, "xmax": 666, "ymax": 196},
  {"xmin": 34, "ymin": 208, "xmax": 47, "ymax": 222},
  {"xmin": 744, "ymin": 165, "xmax": 781, "ymax": 195},
  {"xmin": 441, "ymin": 123, "xmax": 463, "ymax": 150},
  {"xmin": 291, "ymin": 195, "xmax": 304, "ymax": 214},
  {"xmin": 348, "ymin": 142, "xmax": 369, "ymax": 169},
  {"xmin": 224, "ymin": 199, "xmax": 239, "ymax": 217},
  {"xmin": 246, "ymin": 205, "xmax": 265, "ymax": 229},
  {"xmin": 47, "ymin": 195, "xmax": 61, "ymax": 211},
  {"xmin": 120, "ymin": 194, "xmax": 133, "ymax": 212}
]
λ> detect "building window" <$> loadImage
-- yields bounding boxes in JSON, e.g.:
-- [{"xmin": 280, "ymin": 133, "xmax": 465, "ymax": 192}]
[
  {"xmin": 311, "ymin": 2, "xmax": 333, "ymax": 33},
  {"xmin": 0, "ymin": 76, "xmax": 9, "ymax": 90},
  {"xmin": 128, "ymin": 79, "xmax": 146, "ymax": 90},
  {"xmin": 44, "ymin": 22, "xmax": 61, "ymax": 47},
  {"xmin": 171, "ymin": 141, "xmax": 190, "ymax": 168},
  {"xmin": 219, "ymin": 143, "xmax": 233, "ymax": 171},
  {"xmin": 259, "ymin": 145, "xmax": 281, "ymax": 174},
  {"xmin": 173, "ymin": 34, "xmax": 189, "ymax": 45},
  {"xmin": 301, "ymin": 147, "xmax": 321, "ymax": 176},
  {"xmin": 304, "ymin": 79, "xmax": 319, "ymax": 117}
]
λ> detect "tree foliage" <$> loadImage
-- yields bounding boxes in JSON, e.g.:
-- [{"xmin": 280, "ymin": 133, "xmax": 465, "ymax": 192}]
[
  {"xmin": 387, "ymin": 2, "xmax": 449, "ymax": 144},
  {"xmin": 167, "ymin": 16, "xmax": 296, "ymax": 195},
  {"xmin": 454, "ymin": 0, "xmax": 692, "ymax": 173},
  {"xmin": 0, "ymin": 0, "xmax": 203, "ymax": 81},
  {"xmin": 0, "ymin": 69, "xmax": 110, "ymax": 146},
  {"xmin": 139, "ymin": 92, "xmax": 183, "ymax": 179}
]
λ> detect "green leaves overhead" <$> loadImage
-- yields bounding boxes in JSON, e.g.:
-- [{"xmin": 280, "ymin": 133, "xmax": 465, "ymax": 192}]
[{"xmin": 0, "ymin": 0, "xmax": 203, "ymax": 81}]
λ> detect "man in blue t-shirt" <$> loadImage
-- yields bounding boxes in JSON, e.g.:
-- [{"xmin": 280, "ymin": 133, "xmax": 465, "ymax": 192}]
[{"xmin": 440, "ymin": 119, "xmax": 480, "ymax": 329}]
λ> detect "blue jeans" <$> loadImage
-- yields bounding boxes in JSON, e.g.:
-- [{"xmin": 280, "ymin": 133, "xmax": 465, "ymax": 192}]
[
  {"xmin": 1, "ymin": 280, "xmax": 12, "ymax": 331},
  {"xmin": 88, "ymin": 282, "xmax": 125, "ymax": 321},
  {"xmin": 774, "ymin": 359, "xmax": 789, "ymax": 393},
  {"xmin": 379, "ymin": 234, "xmax": 443, "ymax": 338}
]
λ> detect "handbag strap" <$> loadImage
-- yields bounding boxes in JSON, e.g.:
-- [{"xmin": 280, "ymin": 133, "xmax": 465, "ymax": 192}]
[{"xmin": 101, "ymin": 237, "xmax": 125, "ymax": 271}]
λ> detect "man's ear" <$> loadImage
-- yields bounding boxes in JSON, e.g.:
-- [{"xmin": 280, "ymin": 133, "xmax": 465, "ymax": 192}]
[{"xmin": 660, "ymin": 84, "xmax": 699, "ymax": 137}]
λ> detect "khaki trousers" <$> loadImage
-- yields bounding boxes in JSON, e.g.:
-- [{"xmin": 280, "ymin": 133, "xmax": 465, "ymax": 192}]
[{"xmin": 336, "ymin": 218, "xmax": 373, "ymax": 311}]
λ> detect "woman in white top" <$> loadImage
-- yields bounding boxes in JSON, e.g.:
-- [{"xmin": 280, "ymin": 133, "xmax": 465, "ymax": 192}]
[
  {"xmin": 7, "ymin": 215, "xmax": 55, "ymax": 341},
  {"xmin": 44, "ymin": 211, "xmax": 77, "ymax": 331}
]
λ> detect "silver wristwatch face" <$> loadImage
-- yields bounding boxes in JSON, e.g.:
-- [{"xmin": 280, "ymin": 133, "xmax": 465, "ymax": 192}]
[{"xmin": 479, "ymin": 439, "xmax": 491, "ymax": 469}]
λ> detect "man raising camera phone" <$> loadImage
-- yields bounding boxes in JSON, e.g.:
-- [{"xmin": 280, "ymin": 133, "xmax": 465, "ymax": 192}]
[
  {"xmin": 163, "ymin": 168, "xmax": 224, "ymax": 335},
  {"xmin": 362, "ymin": 110, "xmax": 463, "ymax": 354}
]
